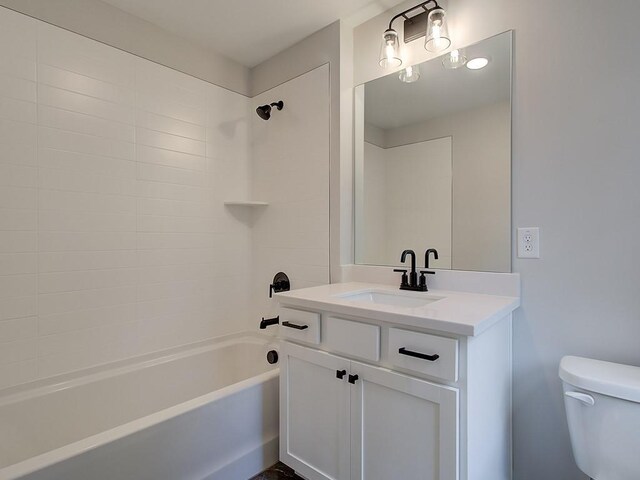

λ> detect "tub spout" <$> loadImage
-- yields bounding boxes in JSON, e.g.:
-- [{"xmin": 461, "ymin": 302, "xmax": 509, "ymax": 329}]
[{"xmin": 260, "ymin": 316, "xmax": 279, "ymax": 329}]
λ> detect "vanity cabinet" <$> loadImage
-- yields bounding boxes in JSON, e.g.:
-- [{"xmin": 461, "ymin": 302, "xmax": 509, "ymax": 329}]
[
  {"xmin": 280, "ymin": 342, "xmax": 459, "ymax": 480},
  {"xmin": 277, "ymin": 297, "xmax": 516, "ymax": 480}
]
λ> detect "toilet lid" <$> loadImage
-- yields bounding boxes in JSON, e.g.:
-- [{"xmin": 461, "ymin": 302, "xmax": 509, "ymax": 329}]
[{"xmin": 559, "ymin": 356, "xmax": 640, "ymax": 404}]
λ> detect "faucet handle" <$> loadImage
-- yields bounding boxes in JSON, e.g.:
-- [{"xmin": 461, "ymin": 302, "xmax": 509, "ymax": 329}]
[
  {"xmin": 393, "ymin": 269, "xmax": 409, "ymax": 288},
  {"xmin": 418, "ymin": 270, "xmax": 435, "ymax": 290}
]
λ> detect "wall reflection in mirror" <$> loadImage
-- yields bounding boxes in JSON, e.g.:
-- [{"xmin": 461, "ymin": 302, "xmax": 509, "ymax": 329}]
[{"xmin": 355, "ymin": 31, "xmax": 512, "ymax": 273}]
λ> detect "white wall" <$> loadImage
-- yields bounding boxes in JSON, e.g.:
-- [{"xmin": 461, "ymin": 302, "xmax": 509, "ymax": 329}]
[
  {"xmin": 0, "ymin": 0, "xmax": 250, "ymax": 95},
  {"xmin": 249, "ymin": 64, "xmax": 331, "ymax": 330},
  {"xmin": 384, "ymin": 101, "xmax": 511, "ymax": 272},
  {"xmin": 357, "ymin": 138, "xmax": 453, "ymax": 267},
  {"xmin": 348, "ymin": 1, "xmax": 640, "ymax": 479},
  {"xmin": 0, "ymin": 8, "xmax": 253, "ymax": 388}
]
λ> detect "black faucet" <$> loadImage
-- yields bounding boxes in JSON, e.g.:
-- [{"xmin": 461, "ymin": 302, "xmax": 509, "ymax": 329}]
[
  {"xmin": 394, "ymin": 249, "xmax": 427, "ymax": 291},
  {"xmin": 417, "ymin": 248, "xmax": 439, "ymax": 292},
  {"xmin": 425, "ymin": 249, "xmax": 439, "ymax": 269},
  {"xmin": 259, "ymin": 316, "xmax": 279, "ymax": 329}
]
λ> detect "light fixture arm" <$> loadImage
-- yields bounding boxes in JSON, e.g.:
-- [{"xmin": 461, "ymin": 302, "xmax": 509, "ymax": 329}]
[{"xmin": 386, "ymin": 0, "xmax": 441, "ymax": 31}]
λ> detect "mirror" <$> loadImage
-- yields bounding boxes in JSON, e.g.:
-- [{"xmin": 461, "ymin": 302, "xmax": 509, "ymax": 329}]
[{"xmin": 354, "ymin": 31, "xmax": 512, "ymax": 273}]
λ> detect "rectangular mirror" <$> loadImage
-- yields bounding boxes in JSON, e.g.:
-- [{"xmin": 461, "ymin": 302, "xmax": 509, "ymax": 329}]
[{"xmin": 354, "ymin": 31, "xmax": 512, "ymax": 273}]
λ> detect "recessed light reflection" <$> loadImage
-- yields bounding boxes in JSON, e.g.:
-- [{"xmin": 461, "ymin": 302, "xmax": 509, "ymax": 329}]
[{"xmin": 466, "ymin": 57, "xmax": 489, "ymax": 70}]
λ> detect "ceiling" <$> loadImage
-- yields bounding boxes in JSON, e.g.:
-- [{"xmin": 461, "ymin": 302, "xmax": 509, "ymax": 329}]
[
  {"xmin": 364, "ymin": 32, "xmax": 512, "ymax": 131},
  {"xmin": 101, "ymin": 0, "xmax": 390, "ymax": 67}
]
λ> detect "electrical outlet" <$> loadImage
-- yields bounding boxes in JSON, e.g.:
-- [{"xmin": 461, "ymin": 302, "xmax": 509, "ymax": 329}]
[{"xmin": 517, "ymin": 227, "xmax": 540, "ymax": 258}]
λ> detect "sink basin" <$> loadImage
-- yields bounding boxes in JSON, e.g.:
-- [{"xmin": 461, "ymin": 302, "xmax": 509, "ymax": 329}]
[{"xmin": 336, "ymin": 290, "xmax": 443, "ymax": 308}]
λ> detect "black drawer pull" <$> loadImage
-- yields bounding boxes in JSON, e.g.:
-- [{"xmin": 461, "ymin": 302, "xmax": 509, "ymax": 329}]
[
  {"xmin": 348, "ymin": 374, "xmax": 359, "ymax": 384},
  {"xmin": 398, "ymin": 347, "xmax": 440, "ymax": 362},
  {"xmin": 336, "ymin": 369, "xmax": 347, "ymax": 380},
  {"xmin": 282, "ymin": 321, "xmax": 309, "ymax": 330}
]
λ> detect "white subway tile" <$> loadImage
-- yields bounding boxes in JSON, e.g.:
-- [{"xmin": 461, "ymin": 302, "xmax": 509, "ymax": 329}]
[
  {"xmin": 0, "ymin": 231, "xmax": 37, "ymax": 253},
  {"xmin": 0, "ymin": 118, "xmax": 36, "ymax": 145},
  {"xmin": 38, "ymin": 231, "xmax": 136, "ymax": 252},
  {"xmin": 38, "ymin": 127, "xmax": 135, "ymax": 161},
  {"xmin": 0, "ymin": 209, "xmax": 37, "ymax": 231},
  {"xmin": 136, "ymin": 144, "xmax": 207, "ymax": 172},
  {"xmin": 38, "ymin": 105, "xmax": 134, "ymax": 143},
  {"xmin": 136, "ymin": 110, "xmax": 205, "ymax": 141},
  {"xmin": 0, "ymin": 316, "xmax": 37, "ymax": 343},
  {"xmin": 0, "ymin": 253, "xmax": 37, "ymax": 275},
  {"xmin": 38, "ymin": 148, "xmax": 135, "ymax": 179},
  {"xmin": 0, "ymin": 297, "xmax": 37, "ymax": 322},
  {"xmin": 0, "ymin": 337, "xmax": 37, "ymax": 365},
  {"xmin": 0, "ymin": 96, "xmax": 36, "ymax": 124},
  {"xmin": 38, "ymin": 85, "xmax": 134, "ymax": 124},
  {"xmin": 38, "ymin": 64, "xmax": 134, "ymax": 105},
  {"xmin": 39, "ymin": 303, "xmax": 137, "ymax": 336},
  {"xmin": 136, "ymin": 127, "xmax": 206, "ymax": 157},
  {"xmin": 39, "ymin": 286, "xmax": 137, "ymax": 316},
  {"xmin": 39, "ymin": 251, "xmax": 137, "ymax": 274}
]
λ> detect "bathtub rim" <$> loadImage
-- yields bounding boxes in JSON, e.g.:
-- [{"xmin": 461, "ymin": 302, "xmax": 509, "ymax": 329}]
[
  {"xmin": 0, "ymin": 333, "xmax": 280, "ymax": 479},
  {"xmin": 0, "ymin": 331, "xmax": 277, "ymax": 405}
]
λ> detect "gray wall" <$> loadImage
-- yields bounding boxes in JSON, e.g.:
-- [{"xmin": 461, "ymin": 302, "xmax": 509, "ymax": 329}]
[
  {"xmin": 0, "ymin": 0, "xmax": 250, "ymax": 95},
  {"xmin": 352, "ymin": 0, "xmax": 640, "ymax": 479}
]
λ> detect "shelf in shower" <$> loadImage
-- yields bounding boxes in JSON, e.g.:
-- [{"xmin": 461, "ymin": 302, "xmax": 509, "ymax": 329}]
[{"xmin": 223, "ymin": 201, "xmax": 269, "ymax": 206}]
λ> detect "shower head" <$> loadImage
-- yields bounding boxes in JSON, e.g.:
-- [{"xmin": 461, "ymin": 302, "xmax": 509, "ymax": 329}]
[{"xmin": 256, "ymin": 101, "xmax": 284, "ymax": 120}]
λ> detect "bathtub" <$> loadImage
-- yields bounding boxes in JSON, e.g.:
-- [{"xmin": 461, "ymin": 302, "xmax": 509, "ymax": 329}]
[{"xmin": 0, "ymin": 335, "xmax": 280, "ymax": 480}]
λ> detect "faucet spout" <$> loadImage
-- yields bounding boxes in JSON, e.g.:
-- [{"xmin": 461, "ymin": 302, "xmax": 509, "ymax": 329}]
[
  {"xmin": 425, "ymin": 248, "xmax": 439, "ymax": 269},
  {"xmin": 400, "ymin": 250, "xmax": 417, "ymax": 287}
]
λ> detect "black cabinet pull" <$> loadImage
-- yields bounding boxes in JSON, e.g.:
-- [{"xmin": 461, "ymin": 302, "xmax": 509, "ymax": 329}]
[
  {"xmin": 282, "ymin": 321, "xmax": 308, "ymax": 330},
  {"xmin": 336, "ymin": 369, "xmax": 347, "ymax": 380},
  {"xmin": 398, "ymin": 347, "xmax": 440, "ymax": 362},
  {"xmin": 348, "ymin": 374, "xmax": 359, "ymax": 384}
]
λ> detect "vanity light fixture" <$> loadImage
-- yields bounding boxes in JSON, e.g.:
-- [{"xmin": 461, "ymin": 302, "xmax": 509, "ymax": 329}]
[
  {"xmin": 466, "ymin": 57, "xmax": 489, "ymax": 70},
  {"xmin": 442, "ymin": 49, "xmax": 467, "ymax": 69},
  {"xmin": 399, "ymin": 64, "xmax": 421, "ymax": 83},
  {"xmin": 379, "ymin": 0, "xmax": 451, "ymax": 69}
]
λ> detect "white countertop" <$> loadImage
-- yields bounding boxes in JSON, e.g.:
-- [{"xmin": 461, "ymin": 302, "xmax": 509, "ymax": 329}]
[{"xmin": 276, "ymin": 282, "xmax": 520, "ymax": 337}]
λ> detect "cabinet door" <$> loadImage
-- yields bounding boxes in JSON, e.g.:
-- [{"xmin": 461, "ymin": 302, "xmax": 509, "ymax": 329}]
[
  {"xmin": 280, "ymin": 342, "xmax": 351, "ymax": 480},
  {"xmin": 350, "ymin": 361, "xmax": 459, "ymax": 480}
]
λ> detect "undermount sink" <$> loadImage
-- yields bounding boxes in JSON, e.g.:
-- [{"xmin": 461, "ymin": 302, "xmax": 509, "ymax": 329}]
[{"xmin": 335, "ymin": 290, "xmax": 443, "ymax": 308}]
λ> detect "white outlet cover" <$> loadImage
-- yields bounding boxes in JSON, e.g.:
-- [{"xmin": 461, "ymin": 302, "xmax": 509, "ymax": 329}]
[{"xmin": 517, "ymin": 227, "xmax": 540, "ymax": 258}]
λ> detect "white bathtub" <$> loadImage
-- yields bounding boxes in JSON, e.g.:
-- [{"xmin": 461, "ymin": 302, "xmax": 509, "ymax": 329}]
[{"xmin": 0, "ymin": 335, "xmax": 280, "ymax": 480}]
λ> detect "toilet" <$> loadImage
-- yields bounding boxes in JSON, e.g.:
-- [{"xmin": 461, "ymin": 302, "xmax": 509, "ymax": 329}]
[{"xmin": 560, "ymin": 356, "xmax": 640, "ymax": 480}]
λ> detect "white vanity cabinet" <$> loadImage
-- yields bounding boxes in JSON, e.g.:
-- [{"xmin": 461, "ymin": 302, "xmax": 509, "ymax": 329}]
[
  {"xmin": 275, "ymin": 285, "xmax": 519, "ymax": 480},
  {"xmin": 280, "ymin": 342, "xmax": 458, "ymax": 480}
]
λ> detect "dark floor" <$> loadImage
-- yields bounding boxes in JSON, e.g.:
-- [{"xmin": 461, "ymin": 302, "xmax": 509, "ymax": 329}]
[{"xmin": 250, "ymin": 462, "xmax": 305, "ymax": 480}]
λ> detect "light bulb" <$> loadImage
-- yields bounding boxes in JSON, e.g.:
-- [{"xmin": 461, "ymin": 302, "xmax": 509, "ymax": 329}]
[
  {"xmin": 379, "ymin": 29, "xmax": 402, "ymax": 68},
  {"xmin": 442, "ymin": 49, "xmax": 467, "ymax": 69},
  {"xmin": 425, "ymin": 8, "xmax": 451, "ymax": 53},
  {"xmin": 399, "ymin": 65, "xmax": 420, "ymax": 83}
]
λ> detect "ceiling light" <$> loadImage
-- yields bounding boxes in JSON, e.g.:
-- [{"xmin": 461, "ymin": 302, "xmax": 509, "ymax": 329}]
[
  {"xmin": 379, "ymin": 1, "xmax": 451, "ymax": 69},
  {"xmin": 379, "ymin": 29, "xmax": 402, "ymax": 68},
  {"xmin": 466, "ymin": 57, "xmax": 489, "ymax": 70},
  {"xmin": 442, "ymin": 49, "xmax": 467, "ymax": 69},
  {"xmin": 399, "ymin": 65, "xmax": 420, "ymax": 83}
]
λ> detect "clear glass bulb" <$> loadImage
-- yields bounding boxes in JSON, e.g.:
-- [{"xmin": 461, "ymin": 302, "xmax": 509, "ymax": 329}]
[
  {"xmin": 425, "ymin": 8, "xmax": 451, "ymax": 53},
  {"xmin": 399, "ymin": 65, "xmax": 420, "ymax": 83},
  {"xmin": 379, "ymin": 29, "xmax": 402, "ymax": 68},
  {"xmin": 442, "ymin": 49, "xmax": 467, "ymax": 69}
]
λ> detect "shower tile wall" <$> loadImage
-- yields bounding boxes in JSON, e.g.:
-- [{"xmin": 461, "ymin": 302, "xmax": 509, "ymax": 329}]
[
  {"xmin": 0, "ymin": 8, "xmax": 252, "ymax": 388},
  {"xmin": 250, "ymin": 65, "xmax": 330, "ymax": 327}
]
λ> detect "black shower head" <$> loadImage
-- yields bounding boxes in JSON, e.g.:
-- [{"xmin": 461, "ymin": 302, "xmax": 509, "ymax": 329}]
[{"xmin": 256, "ymin": 101, "xmax": 284, "ymax": 120}]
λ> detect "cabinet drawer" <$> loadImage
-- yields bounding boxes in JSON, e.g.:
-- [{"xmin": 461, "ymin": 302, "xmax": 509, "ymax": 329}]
[
  {"xmin": 388, "ymin": 328, "xmax": 458, "ymax": 381},
  {"xmin": 324, "ymin": 316, "xmax": 380, "ymax": 361},
  {"xmin": 279, "ymin": 307, "xmax": 321, "ymax": 344}
]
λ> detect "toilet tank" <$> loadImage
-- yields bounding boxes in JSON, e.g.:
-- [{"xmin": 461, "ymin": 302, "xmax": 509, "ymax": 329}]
[{"xmin": 560, "ymin": 356, "xmax": 640, "ymax": 480}]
